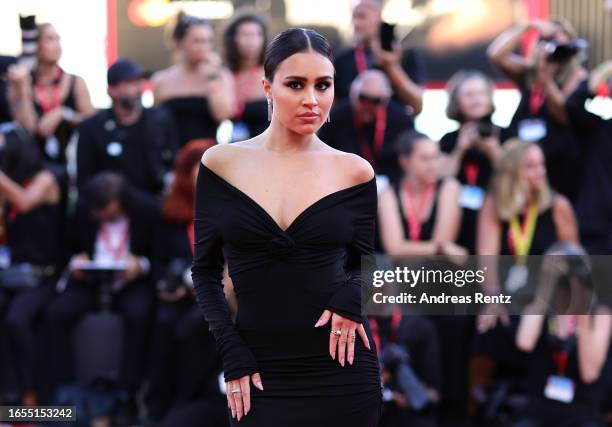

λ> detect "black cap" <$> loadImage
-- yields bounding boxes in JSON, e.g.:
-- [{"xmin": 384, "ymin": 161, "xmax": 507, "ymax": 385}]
[{"xmin": 107, "ymin": 58, "xmax": 144, "ymax": 86}]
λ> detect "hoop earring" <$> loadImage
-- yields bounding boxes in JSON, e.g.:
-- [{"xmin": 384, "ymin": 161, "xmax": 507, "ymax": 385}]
[{"xmin": 267, "ymin": 99, "xmax": 272, "ymax": 121}]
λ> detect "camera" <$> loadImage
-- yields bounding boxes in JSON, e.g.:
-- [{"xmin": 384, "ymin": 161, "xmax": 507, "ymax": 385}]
[
  {"xmin": 380, "ymin": 343, "xmax": 431, "ymax": 410},
  {"xmin": 476, "ymin": 116, "xmax": 496, "ymax": 138},
  {"xmin": 543, "ymin": 39, "xmax": 588, "ymax": 63},
  {"xmin": 161, "ymin": 258, "xmax": 192, "ymax": 293}
]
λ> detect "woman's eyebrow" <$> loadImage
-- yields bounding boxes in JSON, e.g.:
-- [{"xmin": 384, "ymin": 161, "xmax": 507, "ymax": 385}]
[{"xmin": 283, "ymin": 75, "xmax": 333, "ymax": 81}]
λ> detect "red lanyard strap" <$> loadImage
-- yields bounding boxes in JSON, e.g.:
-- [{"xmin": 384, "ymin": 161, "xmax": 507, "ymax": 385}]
[
  {"xmin": 353, "ymin": 107, "xmax": 387, "ymax": 168},
  {"xmin": 369, "ymin": 309, "xmax": 403, "ymax": 357},
  {"xmin": 34, "ymin": 67, "xmax": 64, "ymax": 114},
  {"xmin": 401, "ymin": 182, "xmax": 435, "ymax": 241},
  {"xmin": 529, "ymin": 83, "xmax": 545, "ymax": 116},
  {"xmin": 233, "ymin": 67, "xmax": 260, "ymax": 120},
  {"xmin": 354, "ymin": 43, "xmax": 368, "ymax": 75},
  {"xmin": 464, "ymin": 162, "xmax": 479, "ymax": 186}
]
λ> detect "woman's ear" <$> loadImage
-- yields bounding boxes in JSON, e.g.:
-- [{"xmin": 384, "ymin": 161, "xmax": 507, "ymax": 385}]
[{"xmin": 261, "ymin": 77, "xmax": 272, "ymax": 100}]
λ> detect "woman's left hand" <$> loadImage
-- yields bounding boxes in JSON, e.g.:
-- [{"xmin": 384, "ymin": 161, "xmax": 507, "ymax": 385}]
[{"xmin": 314, "ymin": 310, "xmax": 371, "ymax": 367}]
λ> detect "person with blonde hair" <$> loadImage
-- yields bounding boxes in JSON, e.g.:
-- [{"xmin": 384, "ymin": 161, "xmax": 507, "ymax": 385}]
[{"xmin": 476, "ymin": 139, "xmax": 578, "ymax": 332}]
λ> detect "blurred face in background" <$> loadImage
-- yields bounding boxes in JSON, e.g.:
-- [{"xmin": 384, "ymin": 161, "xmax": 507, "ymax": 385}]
[
  {"xmin": 400, "ymin": 138, "xmax": 440, "ymax": 186},
  {"xmin": 457, "ymin": 76, "xmax": 493, "ymax": 122},
  {"xmin": 352, "ymin": 0, "xmax": 381, "ymax": 43},
  {"xmin": 37, "ymin": 24, "xmax": 62, "ymax": 65},
  {"xmin": 521, "ymin": 145, "xmax": 547, "ymax": 192},
  {"xmin": 352, "ymin": 72, "xmax": 390, "ymax": 123},
  {"xmin": 235, "ymin": 20, "xmax": 265, "ymax": 63},
  {"xmin": 263, "ymin": 51, "xmax": 335, "ymax": 136},
  {"xmin": 108, "ymin": 78, "xmax": 144, "ymax": 111},
  {"xmin": 179, "ymin": 24, "xmax": 215, "ymax": 64}
]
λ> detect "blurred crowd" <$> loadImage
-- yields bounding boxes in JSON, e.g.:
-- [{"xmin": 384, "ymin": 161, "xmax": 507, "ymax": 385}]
[{"xmin": 0, "ymin": 0, "xmax": 611, "ymax": 426}]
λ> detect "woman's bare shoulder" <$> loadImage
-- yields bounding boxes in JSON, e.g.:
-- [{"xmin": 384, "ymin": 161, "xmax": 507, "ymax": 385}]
[
  {"xmin": 200, "ymin": 142, "xmax": 258, "ymax": 176},
  {"xmin": 329, "ymin": 150, "xmax": 375, "ymax": 186}
]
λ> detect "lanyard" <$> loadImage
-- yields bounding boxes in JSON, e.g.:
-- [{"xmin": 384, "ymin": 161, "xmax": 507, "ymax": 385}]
[
  {"xmin": 354, "ymin": 43, "xmax": 368, "ymax": 75},
  {"xmin": 369, "ymin": 308, "xmax": 402, "ymax": 357},
  {"xmin": 401, "ymin": 181, "xmax": 435, "ymax": 241},
  {"xmin": 529, "ymin": 83, "xmax": 545, "ymax": 116},
  {"xmin": 464, "ymin": 162, "xmax": 480, "ymax": 186},
  {"xmin": 34, "ymin": 67, "xmax": 64, "ymax": 114},
  {"xmin": 187, "ymin": 220, "xmax": 195, "ymax": 256},
  {"xmin": 233, "ymin": 67, "xmax": 261, "ymax": 120},
  {"xmin": 100, "ymin": 221, "xmax": 130, "ymax": 261},
  {"xmin": 508, "ymin": 203, "xmax": 539, "ymax": 264},
  {"xmin": 550, "ymin": 317, "xmax": 576, "ymax": 376},
  {"xmin": 353, "ymin": 107, "xmax": 387, "ymax": 168}
]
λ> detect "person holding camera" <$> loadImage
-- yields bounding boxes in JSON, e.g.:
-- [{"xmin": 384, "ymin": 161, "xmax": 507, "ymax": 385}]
[
  {"xmin": 334, "ymin": 0, "xmax": 425, "ymax": 113},
  {"xmin": 145, "ymin": 140, "xmax": 226, "ymax": 426},
  {"xmin": 0, "ymin": 126, "xmax": 61, "ymax": 406},
  {"xmin": 44, "ymin": 172, "xmax": 158, "ymax": 425},
  {"xmin": 488, "ymin": 19, "xmax": 587, "ymax": 203},
  {"xmin": 565, "ymin": 60, "xmax": 612, "ymax": 254},
  {"xmin": 512, "ymin": 244, "xmax": 611, "ymax": 427},
  {"xmin": 440, "ymin": 70, "xmax": 510, "ymax": 254}
]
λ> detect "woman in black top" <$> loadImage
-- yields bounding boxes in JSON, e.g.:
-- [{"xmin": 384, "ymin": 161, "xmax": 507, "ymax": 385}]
[
  {"xmin": 153, "ymin": 12, "xmax": 235, "ymax": 146},
  {"xmin": 25, "ymin": 23, "xmax": 94, "ymax": 163},
  {"xmin": 0, "ymin": 127, "xmax": 61, "ymax": 405},
  {"xmin": 378, "ymin": 130, "xmax": 465, "ymax": 258},
  {"xmin": 223, "ymin": 12, "xmax": 269, "ymax": 142},
  {"xmin": 488, "ymin": 19, "xmax": 587, "ymax": 203},
  {"xmin": 440, "ymin": 70, "xmax": 507, "ymax": 254},
  {"xmin": 192, "ymin": 28, "xmax": 381, "ymax": 426}
]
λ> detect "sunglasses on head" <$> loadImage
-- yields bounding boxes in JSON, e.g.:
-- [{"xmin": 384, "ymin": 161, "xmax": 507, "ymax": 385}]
[{"xmin": 358, "ymin": 93, "xmax": 386, "ymax": 105}]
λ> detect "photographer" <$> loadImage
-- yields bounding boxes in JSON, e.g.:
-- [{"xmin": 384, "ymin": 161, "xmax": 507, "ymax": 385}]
[
  {"xmin": 487, "ymin": 19, "xmax": 588, "ymax": 203},
  {"xmin": 376, "ymin": 314, "xmax": 441, "ymax": 427},
  {"xmin": 334, "ymin": 0, "xmax": 425, "ymax": 113},
  {"xmin": 440, "ymin": 70, "xmax": 509, "ymax": 254},
  {"xmin": 0, "ymin": 125, "xmax": 61, "ymax": 406},
  {"xmin": 513, "ymin": 244, "xmax": 611, "ymax": 427},
  {"xmin": 565, "ymin": 61, "xmax": 612, "ymax": 254},
  {"xmin": 145, "ymin": 140, "xmax": 224, "ymax": 426},
  {"xmin": 44, "ymin": 172, "xmax": 158, "ymax": 425}
]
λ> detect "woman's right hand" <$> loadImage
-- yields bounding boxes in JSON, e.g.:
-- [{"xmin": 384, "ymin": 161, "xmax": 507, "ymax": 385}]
[
  {"xmin": 456, "ymin": 122, "xmax": 478, "ymax": 153},
  {"xmin": 477, "ymin": 302, "xmax": 510, "ymax": 333},
  {"xmin": 226, "ymin": 372, "xmax": 264, "ymax": 422}
]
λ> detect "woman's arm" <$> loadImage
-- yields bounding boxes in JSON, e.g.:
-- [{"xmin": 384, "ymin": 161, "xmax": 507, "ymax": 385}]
[
  {"xmin": 378, "ymin": 186, "xmax": 438, "ymax": 256},
  {"xmin": 207, "ymin": 67, "xmax": 236, "ymax": 122},
  {"xmin": 552, "ymin": 194, "xmax": 579, "ymax": 243},
  {"xmin": 0, "ymin": 170, "xmax": 59, "ymax": 213},
  {"xmin": 487, "ymin": 23, "xmax": 532, "ymax": 83},
  {"xmin": 515, "ymin": 313, "xmax": 545, "ymax": 352},
  {"xmin": 70, "ymin": 75, "xmax": 95, "ymax": 122},
  {"xmin": 541, "ymin": 65, "xmax": 587, "ymax": 125},
  {"xmin": 6, "ymin": 64, "xmax": 37, "ymax": 132},
  {"xmin": 576, "ymin": 309, "xmax": 612, "ymax": 384}
]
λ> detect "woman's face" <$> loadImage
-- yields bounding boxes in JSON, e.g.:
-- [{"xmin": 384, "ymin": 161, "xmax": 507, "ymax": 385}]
[
  {"xmin": 456, "ymin": 76, "xmax": 492, "ymax": 122},
  {"xmin": 38, "ymin": 25, "xmax": 62, "ymax": 64},
  {"xmin": 521, "ymin": 145, "xmax": 547, "ymax": 192},
  {"xmin": 401, "ymin": 139, "xmax": 440, "ymax": 185},
  {"xmin": 235, "ymin": 21, "xmax": 264, "ymax": 63},
  {"xmin": 180, "ymin": 24, "xmax": 214, "ymax": 64},
  {"xmin": 263, "ymin": 51, "xmax": 334, "ymax": 135}
]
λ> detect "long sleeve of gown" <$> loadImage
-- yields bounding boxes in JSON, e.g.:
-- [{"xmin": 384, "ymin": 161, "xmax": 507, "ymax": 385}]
[
  {"xmin": 191, "ymin": 165, "xmax": 259, "ymax": 381},
  {"xmin": 326, "ymin": 179, "xmax": 377, "ymax": 322}
]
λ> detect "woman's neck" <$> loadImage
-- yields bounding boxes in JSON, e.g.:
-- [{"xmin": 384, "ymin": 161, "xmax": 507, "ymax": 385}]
[
  {"xmin": 263, "ymin": 119, "xmax": 316, "ymax": 155},
  {"xmin": 238, "ymin": 57, "xmax": 260, "ymax": 72},
  {"xmin": 404, "ymin": 175, "xmax": 431, "ymax": 193},
  {"xmin": 181, "ymin": 59, "xmax": 203, "ymax": 73},
  {"xmin": 36, "ymin": 62, "xmax": 60, "ymax": 83}
]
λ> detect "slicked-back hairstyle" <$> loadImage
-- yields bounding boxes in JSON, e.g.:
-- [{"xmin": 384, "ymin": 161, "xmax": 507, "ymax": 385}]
[{"xmin": 263, "ymin": 28, "xmax": 334, "ymax": 81}]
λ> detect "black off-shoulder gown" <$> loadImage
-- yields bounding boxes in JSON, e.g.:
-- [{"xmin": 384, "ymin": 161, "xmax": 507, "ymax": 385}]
[{"xmin": 191, "ymin": 163, "xmax": 382, "ymax": 426}]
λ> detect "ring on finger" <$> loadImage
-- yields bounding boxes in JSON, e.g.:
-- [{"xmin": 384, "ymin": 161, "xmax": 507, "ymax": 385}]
[
  {"xmin": 331, "ymin": 329, "xmax": 342, "ymax": 336},
  {"xmin": 348, "ymin": 333, "xmax": 356, "ymax": 340},
  {"xmin": 230, "ymin": 387, "xmax": 242, "ymax": 394}
]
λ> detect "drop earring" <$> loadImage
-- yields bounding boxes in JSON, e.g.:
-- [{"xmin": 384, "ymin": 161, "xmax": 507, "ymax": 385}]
[
  {"xmin": 267, "ymin": 99, "xmax": 272, "ymax": 121},
  {"xmin": 326, "ymin": 113, "xmax": 331, "ymax": 123}
]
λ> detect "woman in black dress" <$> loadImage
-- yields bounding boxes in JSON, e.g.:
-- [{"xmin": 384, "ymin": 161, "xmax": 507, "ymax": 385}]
[
  {"xmin": 192, "ymin": 28, "xmax": 382, "ymax": 426},
  {"xmin": 223, "ymin": 12, "xmax": 269, "ymax": 142},
  {"xmin": 153, "ymin": 12, "xmax": 235, "ymax": 146}
]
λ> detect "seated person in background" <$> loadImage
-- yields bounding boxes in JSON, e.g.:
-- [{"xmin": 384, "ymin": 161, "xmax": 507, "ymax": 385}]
[
  {"xmin": 440, "ymin": 70, "xmax": 508, "ymax": 254},
  {"xmin": 377, "ymin": 130, "xmax": 466, "ymax": 258},
  {"xmin": 334, "ymin": 0, "xmax": 425, "ymax": 113},
  {"xmin": 318, "ymin": 70, "xmax": 414, "ymax": 186},
  {"xmin": 44, "ymin": 172, "xmax": 158, "ymax": 425},
  {"xmin": 76, "ymin": 59, "xmax": 177, "ymax": 195},
  {"xmin": 0, "ymin": 126, "xmax": 61, "ymax": 406}
]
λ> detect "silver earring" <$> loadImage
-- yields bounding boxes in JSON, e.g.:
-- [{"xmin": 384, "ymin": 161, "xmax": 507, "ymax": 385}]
[
  {"xmin": 267, "ymin": 99, "xmax": 272, "ymax": 121},
  {"xmin": 326, "ymin": 113, "xmax": 331, "ymax": 123}
]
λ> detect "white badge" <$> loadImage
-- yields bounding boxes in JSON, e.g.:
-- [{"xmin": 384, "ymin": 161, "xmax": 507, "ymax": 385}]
[
  {"xmin": 505, "ymin": 264, "xmax": 529, "ymax": 293},
  {"xmin": 45, "ymin": 136, "xmax": 60, "ymax": 158},
  {"xmin": 459, "ymin": 185, "xmax": 485, "ymax": 210},
  {"xmin": 518, "ymin": 119, "xmax": 547, "ymax": 142},
  {"xmin": 544, "ymin": 375, "xmax": 574, "ymax": 403},
  {"xmin": 107, "ymin": 141, "xmax": 123, "ymax": 157}
]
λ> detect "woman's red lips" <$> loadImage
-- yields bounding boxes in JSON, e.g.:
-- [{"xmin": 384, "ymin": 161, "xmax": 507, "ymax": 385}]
[{"xmin": 298, "ymin": 112, "xmax": 319, "ymax": 117}]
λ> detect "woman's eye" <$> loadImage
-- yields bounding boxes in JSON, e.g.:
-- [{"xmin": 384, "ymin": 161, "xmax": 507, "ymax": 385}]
[
  {"xmin": 287, "ymin": 81, "xmax": 303, "ymax": 89},
  {"xmin": 316, "ymin": 82, "xmax": 331, "ymax": 90}
]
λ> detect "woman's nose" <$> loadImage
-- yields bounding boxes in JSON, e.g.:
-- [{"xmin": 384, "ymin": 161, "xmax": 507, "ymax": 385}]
[{"xmin": 302, "ymin": 87, "xmax": 318, "ymax": 106}]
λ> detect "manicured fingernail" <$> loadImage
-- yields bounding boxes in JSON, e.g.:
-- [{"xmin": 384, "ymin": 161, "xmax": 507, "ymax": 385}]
[
  {"xmin": 231, "ymin": 409, "xmax": 235, "ymax": 418},
  {"xmin": 257, "ymin": 381, "xmax": 264, "ymax": 390},
  {"xmin": 340, "ymin": 358, "xmax": 345, "ymax": 367},
  {"xmin": 349, "ymin": 356, "xmax": 354, "ymax": 365},
  {"xmin": 331, "ymin": 351, "xmax": 335, "ymax": 359},
  {"xmin": 314, "ymin": 320, "xmax": 321, "ymax": 327}
]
